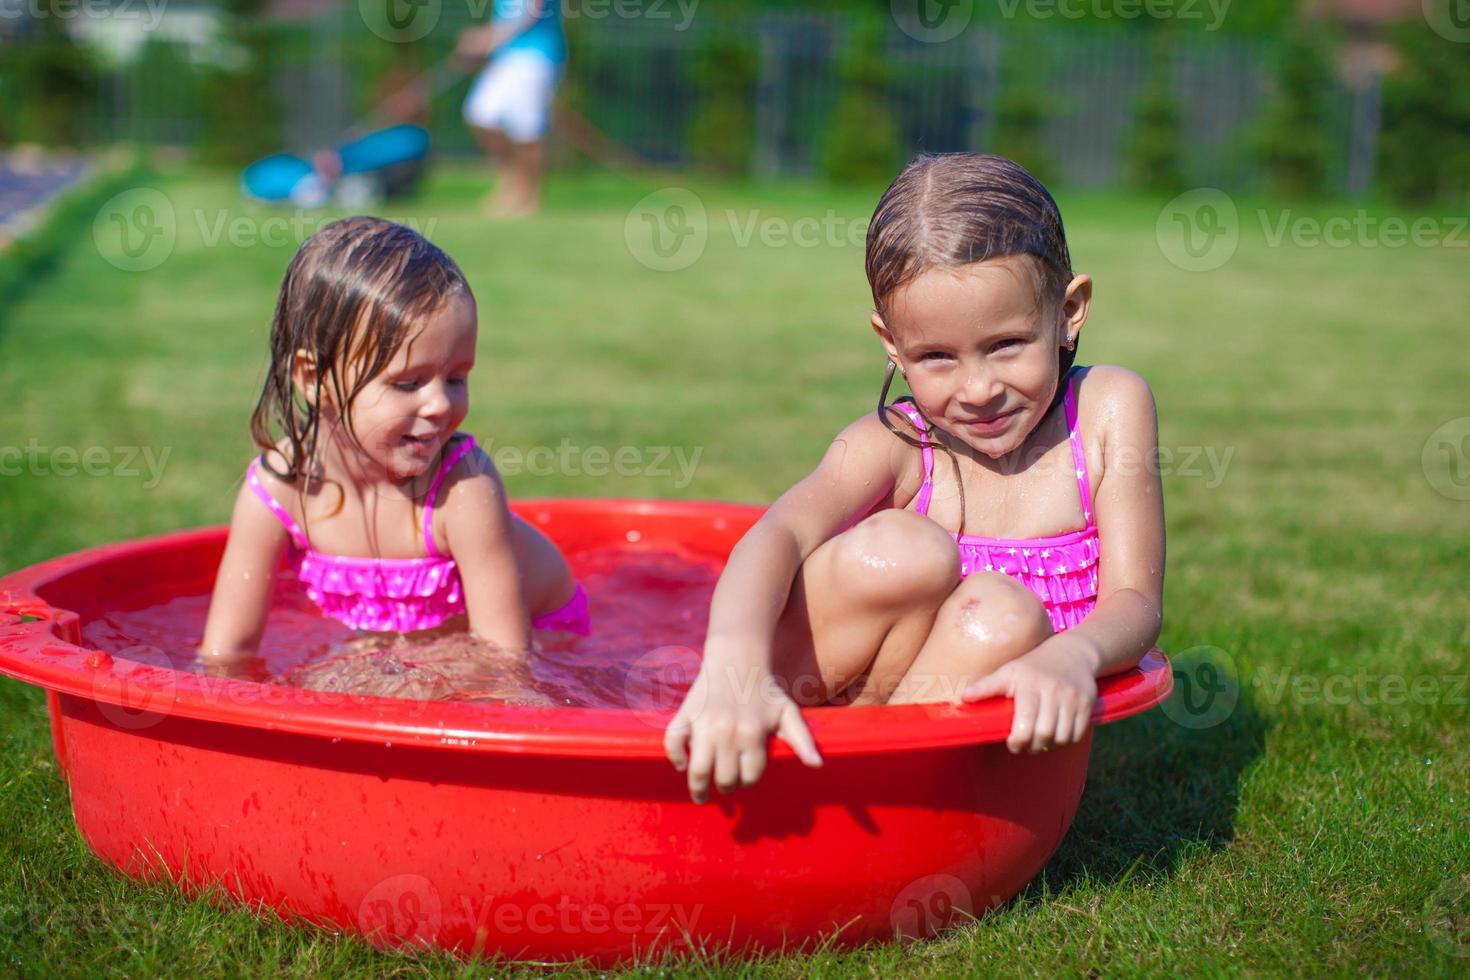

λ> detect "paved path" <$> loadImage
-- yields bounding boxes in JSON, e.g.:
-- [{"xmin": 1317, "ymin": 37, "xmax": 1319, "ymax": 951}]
[{"xmin": 0, "ymin": 152, "xmax": 91, "ymax": 245}]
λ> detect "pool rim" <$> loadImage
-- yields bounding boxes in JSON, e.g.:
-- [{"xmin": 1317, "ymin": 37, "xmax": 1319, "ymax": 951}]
[{"xmin": 0, "ymin": 500, "xmax": 1172, "ymax": 761}]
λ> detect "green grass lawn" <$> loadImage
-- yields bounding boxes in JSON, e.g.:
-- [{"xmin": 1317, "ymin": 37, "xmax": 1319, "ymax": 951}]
[{"xmin": 1, "ymin": 160, "xmax": 1467, "ymax": 976}]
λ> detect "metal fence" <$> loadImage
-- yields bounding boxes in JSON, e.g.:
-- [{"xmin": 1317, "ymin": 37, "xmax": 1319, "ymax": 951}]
[{"xmin": 3, "ymin": 4, "xmax": 1362, "ymax": 192}]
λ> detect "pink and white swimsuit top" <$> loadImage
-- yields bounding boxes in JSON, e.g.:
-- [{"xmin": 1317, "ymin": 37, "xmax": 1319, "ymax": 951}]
[
  {"xmin": 894, "ymin": 366, "xmax": 1100, "ymax": 632},
  {"xmin": 246, "ymin": 435, "xmax": 480, "ymax": 633}
]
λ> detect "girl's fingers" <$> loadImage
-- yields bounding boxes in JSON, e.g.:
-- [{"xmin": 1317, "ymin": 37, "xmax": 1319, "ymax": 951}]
[
  {"xmin": 776, "ymin": 703, "xmax": 823, "ymax": 768},
  {"xmin": 1071, "ymin": 698, "xmax": 1092, "ymax": 745},
  {"xmin": 1007, "ymin": 688, "xmax": 1039, "ymax": 754},
  {"xmin": 663, "ymin": 713, "xmax": 691, "ymax": 771},
  {"xmin": 1052, "ymin": 694, "xmax": 1077, "ymax": 748},
  {"xmin": 685, "ymin": 733, "xmax": 716, "ymax": 804},
  {"xmin": 960, "ymin": 668, "xmax": 1009, "ymax": 704},
  {"xmin": 1028, "ymin": 689, "xmax": 1058, "ymax": 753},
  {"xmin": 738, "ymin": 745, "xmax": 767, "ymax": 788},
  {"xmin": 713, "ymin": 743, "xmax": 741, "ymax": 796}
]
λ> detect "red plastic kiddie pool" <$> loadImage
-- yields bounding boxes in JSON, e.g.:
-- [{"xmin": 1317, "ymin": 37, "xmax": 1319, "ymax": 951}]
[{"xmin": 0, "ymin": 499, "xmax": 1171, "ymax": 964}]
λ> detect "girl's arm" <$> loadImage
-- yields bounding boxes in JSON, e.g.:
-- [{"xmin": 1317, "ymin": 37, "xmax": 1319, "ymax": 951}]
[
  {"xmin": 457, "ymin": 0, "xmax": 548, "ymax": 60},
  {"xmin": 199, "ymin": 480, "xmax": 289, "ymax": 675},
  {"xmin": 665, "ymin": 412, "xmax": 906, "ymax": 801},
  {"xmin": 440, "ymin": 449, "xmax": 533, "ymax": 653},
  {"xmin": 702, "ymin": 414, "xmax": 905, "ymax": 653},
  {"xmin": 962, "ymin": 365, "xmax": 1165, "ymax": 751}
]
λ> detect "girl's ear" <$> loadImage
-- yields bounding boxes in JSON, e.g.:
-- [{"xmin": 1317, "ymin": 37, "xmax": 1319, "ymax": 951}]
[
  {"xmin": 291, "ymin": 349, "xmax": 325, "ymax": 406},
  {"xmin": 871, "ymin": 312, "xmax": 903, "ymax": 365},
  {"xmin": 1058, "ymin": 274, "xmax": 1094, "ymax": 346}
]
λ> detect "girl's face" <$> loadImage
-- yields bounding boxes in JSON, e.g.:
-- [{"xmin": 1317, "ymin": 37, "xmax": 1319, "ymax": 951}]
[
  {"xmin": 875, "ymin": 256, "xmax": 1089, "ymax": 460},
  {"xmin": 338, "ymin": 291, "xmax": 478, "ymax": 481}
]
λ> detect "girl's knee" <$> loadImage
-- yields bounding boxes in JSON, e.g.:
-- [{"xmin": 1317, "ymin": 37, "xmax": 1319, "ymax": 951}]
[
  {"xmin": 829, "ymin": 510, "xmax": 959, "ymax": 607},
  {"xmin": 937, "ymin": 572, "xmax": 1052, "ymax": 655}
]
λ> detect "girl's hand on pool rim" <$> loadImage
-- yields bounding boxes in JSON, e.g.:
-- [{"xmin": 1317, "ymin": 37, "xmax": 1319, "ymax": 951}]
[
  {"xmin": 663, "ymin": 664, "xmax": 823, "ymax": 804},
  {"xmin": 958, "ymin": 634, "xmax": 1100, "ymax": 754}
]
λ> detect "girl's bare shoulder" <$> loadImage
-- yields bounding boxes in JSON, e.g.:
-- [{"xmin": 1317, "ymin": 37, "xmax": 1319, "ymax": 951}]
[
  {"xmin": 826, "ymin": 408, "xmax": 924, "ymax": 507},
  {"xmin": 1072, "ymin": 364, "xmax": 1159, "ymax": 463},
  {"xmin": 249, "ymin": 439, "xmax": 333, "ymax": 522}
]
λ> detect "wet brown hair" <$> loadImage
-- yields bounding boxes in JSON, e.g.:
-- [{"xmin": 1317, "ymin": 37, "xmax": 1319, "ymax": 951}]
[
  {"xmin": 251, "ymin": 216, "xmax": 470, "ymax": 484},
  {"xmin": 865, "ymin": 153, "xmax": 1077, "ymax": 532}
]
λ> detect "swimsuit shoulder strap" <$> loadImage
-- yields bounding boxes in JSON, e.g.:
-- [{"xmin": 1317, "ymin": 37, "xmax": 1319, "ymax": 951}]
[
  {"xmin": 421, "ymin": 434, "xmax": 479, "ymax": 558},
  {"xmin": 1062, "ymin": 367, "xmax": 1095, "ymax": 527},
  {"xmin": 891, "ymin": 399, "xmax": 934, "ymax": 517},
  {"xmin": 247, "ymin": 458, "xmax": 310, "ymax": 550}
]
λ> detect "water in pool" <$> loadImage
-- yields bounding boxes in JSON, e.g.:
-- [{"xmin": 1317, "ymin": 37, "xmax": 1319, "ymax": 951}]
[{"xmin": 80, "ymin": 545, "xmax": 716, "ymax": 709}]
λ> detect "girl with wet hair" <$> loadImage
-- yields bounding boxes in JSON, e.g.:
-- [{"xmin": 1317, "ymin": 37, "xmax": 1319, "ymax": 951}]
[{"xmin": 665, "ymin": 154, "xmax": 1165, "ymax": 804}]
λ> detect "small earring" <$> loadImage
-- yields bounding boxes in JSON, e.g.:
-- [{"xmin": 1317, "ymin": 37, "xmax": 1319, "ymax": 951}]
[{"xmin": 1063, "ymin": 336, "xmax": 1075, "ymax": 351}]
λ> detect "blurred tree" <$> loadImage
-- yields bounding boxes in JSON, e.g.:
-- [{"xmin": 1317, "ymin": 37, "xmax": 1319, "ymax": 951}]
[
  {"xmin": 1378, "ymin": 12, "xmax": 1470, "ymax": 204},
  {"xmin": 1125, "ymin": 32, "xmax": 1189, "ymax": 194},
  {"xmin": 716, "ymin": 0, "xmax": 1299, "ymax": 37},
  {"xmin": 133, "ymin": 39, "xmax": 205, "ymax": 146},
  {"xmin": 688, "ymin": 30, "xmax": 759, "ymax": 175},
  {"xmin": 198, "ymin": 0, "xmax": 281, "ymax": 165},
  {"xmin": 993, "ymin": 39, "xmax": 1058, "ymax": 187},
  {"xmin": 10, "ymin": 9, "xmax": 97, "ymax": 146},
  {"xmin": 821, "ymin": 14, "xmax": 904, "ymax": 184},
  {"xmin": 1252, "ymin": 30, "xmax": 1334, "ymax": 199}
]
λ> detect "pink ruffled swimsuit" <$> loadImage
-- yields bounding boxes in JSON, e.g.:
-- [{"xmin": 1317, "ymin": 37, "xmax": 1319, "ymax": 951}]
[
  {"xmin": 895, "ymin": 367, "xmax": 1099, "ymax": 633},
  {"xmin": 247, "ymin": 434, "xmax": 589, "ymax": 635}
]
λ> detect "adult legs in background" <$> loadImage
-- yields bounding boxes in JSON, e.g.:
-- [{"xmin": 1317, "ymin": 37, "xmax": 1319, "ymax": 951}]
[{"xmin": 462, "ymin": 51, "xmax": 558, "ymax": 218}]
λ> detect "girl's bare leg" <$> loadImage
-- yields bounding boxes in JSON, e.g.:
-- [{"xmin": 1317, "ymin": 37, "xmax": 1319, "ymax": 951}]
[
  {"xmin": 497, "ymin": 138, "xmax": 544, "ymax": 217},
  {"xmin": 469, "ymin": 125, "xmax": 515, "ymax": 211},
  {"xmin": 887, "ymin": 572, "xmax": 1053, "ymax": 704},
  {"xmin": 768, "ymin": 510, "xmax": 962, "ymax": 706}
]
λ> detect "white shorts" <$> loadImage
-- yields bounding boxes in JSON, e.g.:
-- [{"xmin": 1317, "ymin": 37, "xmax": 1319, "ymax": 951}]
[{"xmin": 462, "ymin": 50, "xmax": 561, "ymax": 143}]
